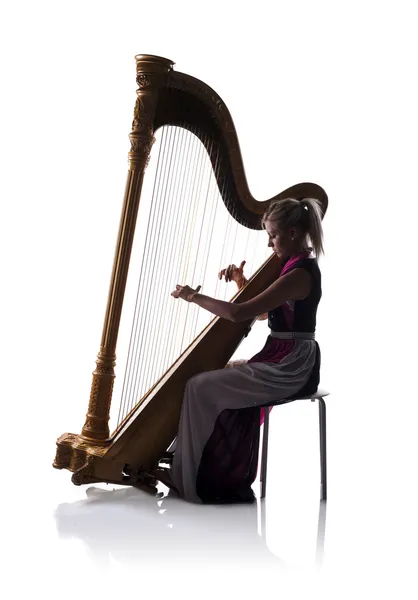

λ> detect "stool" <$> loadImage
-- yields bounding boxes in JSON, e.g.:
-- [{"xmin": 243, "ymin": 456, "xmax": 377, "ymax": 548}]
[{"xmin": 260, "ymin": 389, "xmax": 329, "ymax": 500}]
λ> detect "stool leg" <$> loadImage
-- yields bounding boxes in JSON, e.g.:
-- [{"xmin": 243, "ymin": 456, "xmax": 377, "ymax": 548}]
[
  {"xmin": 318, "ymin": 398, "xmax": 327, "ymax": 500},
  {"xmin": 260, "ymin": 407, "xmax": 270, "ymax": 499}
]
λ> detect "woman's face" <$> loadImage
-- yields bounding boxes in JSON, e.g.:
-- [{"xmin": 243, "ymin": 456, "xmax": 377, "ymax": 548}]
[{"xmin": 264, "ymin": 219, "xmax": 297, "ymax": 259}]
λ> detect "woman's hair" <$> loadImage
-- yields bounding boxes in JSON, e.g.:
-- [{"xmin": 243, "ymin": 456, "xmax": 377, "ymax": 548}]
[{"xmin": 262, "ymin": 197, "xmax": 325, "ymax": 258}]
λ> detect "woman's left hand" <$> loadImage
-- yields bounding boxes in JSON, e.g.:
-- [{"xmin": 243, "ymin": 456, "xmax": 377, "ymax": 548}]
[{"xmin": 171, "ymin": 284, "xmax": 201, "ymax": 302}]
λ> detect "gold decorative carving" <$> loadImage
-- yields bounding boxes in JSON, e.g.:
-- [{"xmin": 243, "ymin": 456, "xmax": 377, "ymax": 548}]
[
  {"xmin": 129, "ymin": 136, "xmax": 155, "ymax": 154},
  {"xmin": 53, "ymin": 431, "xmax": 108, "ymax": 480},
  {"xmin": 94, "ymin": 365, "xmax": 114, "ymax": 375},
  {"xmin": 132, "ymin": 98, "xmax": 142, "ymax": 130},
  {"xmin": 53, "ymin": 441, "xmax": 73, "ymax": 469},
  {"xmin": 136, "ymin": 73, "xmax": 151, "ymax": 88},
  {"xmin": 71, "ymin": 455, "xmax": 96, "ymax": 486},
  {"xmin": 128, "ymin": 135, "xmax": 155, "ymax": 168},
  {"xmin": 78, "ymin": 350, "xmax": 116, "ymax": 443}
]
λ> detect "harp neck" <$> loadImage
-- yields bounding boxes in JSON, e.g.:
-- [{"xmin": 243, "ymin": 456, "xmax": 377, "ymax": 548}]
[{"xmin": 133, "ymin": 55, "xmax": 327, "ymax": 227}]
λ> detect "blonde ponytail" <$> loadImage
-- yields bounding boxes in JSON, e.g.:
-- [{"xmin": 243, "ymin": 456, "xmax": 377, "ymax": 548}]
[{"xmin": 301, "ymin": 197, "xmax": 325, "ymax": 259}]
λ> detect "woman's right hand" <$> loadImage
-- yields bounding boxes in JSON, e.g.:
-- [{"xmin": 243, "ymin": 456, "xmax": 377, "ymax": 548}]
[
  {"xmin": 219, "ymin": 260, "xmax": 267, "ymax": 320},
  {"xmin": 218, "ymin": 260, "xmax": 247, "ymax": 289}
]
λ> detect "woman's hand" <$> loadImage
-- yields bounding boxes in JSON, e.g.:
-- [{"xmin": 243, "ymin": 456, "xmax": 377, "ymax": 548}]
[
  {"xmin": 218, "ymin": 260, "xmax": 247, "ymax": 289},
  {"xmin": 171, "ymin": 284, "xmax": 201, "ymax": 302},
  {"xmin": 218, "ymin": 260, "xmax": 268, "ymax": 321}
]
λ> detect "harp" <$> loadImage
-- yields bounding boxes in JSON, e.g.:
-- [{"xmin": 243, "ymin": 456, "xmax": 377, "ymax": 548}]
[{"xmin": 53, "ymin": 55, "xmax": 328, "ymax": 487}]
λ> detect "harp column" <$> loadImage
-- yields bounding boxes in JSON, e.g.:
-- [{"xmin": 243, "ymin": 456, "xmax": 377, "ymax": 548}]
[{"xmin": 79, "ymin": 55, "xmax": 174, "ymax": 444}]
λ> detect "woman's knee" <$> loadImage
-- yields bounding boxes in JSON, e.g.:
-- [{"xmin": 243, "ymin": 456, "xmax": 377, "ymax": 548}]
[
  {"xmin": 186, "ymin": 368, "xmax": 229, "ymax": 392},
  {"xmin": 225, "ymin": 359, "xmax": 248, "ymax": 368}
]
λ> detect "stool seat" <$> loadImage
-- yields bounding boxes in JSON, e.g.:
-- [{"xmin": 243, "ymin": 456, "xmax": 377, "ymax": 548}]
[
  {"xmin": 262, "ymin": 388, "xmax": 330, "ymax": 408},
  {"xmin": 260, "ymin": 389, "xmax": 329, "ymax": 500},
  {"xmin": 297, "ymin": 388, "xmax": 330, "ymax": 401}
]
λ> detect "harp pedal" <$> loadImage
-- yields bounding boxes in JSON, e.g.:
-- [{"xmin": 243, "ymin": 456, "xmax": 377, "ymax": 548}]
[
  {"xmin": 122, "ymin": 464, "xmax": 158, "ymax": 493},
  {"xmin": 159, "ymin": 452, "xmax": 174, "ymax": 466}
]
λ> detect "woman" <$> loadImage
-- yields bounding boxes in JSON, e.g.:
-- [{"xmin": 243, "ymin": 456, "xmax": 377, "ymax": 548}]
[{"xmin": 150, "ymin": 196, "xmax": 324, "ymax": 504}]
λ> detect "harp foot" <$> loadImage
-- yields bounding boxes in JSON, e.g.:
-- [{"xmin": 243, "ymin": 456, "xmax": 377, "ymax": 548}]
[{"xmin": 71, "ymin": 455, "xmax": 96, "ymax": 486}]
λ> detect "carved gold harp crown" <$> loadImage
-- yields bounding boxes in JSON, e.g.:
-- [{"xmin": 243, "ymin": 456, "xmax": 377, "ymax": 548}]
[{"xmin": 53, "ymin": 54, "xmax": 328, "ymax": 486}]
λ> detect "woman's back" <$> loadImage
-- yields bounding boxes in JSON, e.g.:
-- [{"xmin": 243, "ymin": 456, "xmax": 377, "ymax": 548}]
[{"xmin": 268, "ymin": 254, "xmax": 322, "ymax": 334}]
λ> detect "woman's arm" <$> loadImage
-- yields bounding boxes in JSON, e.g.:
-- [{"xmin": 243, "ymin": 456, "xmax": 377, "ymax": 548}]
[
  {"xmin": 190, "ymin": 268, "xmax": 311, "ymax": 322},
  {"xmin": 235, "ymin": 255, "xmax": 288, "ymax": 321},
  {"xmin": 257, "ymin": 312, "xmax": 269, "ymax": 321},
  {"xmin": 239, "ymin": 276, "xmax": 268, "ymax": 320}
]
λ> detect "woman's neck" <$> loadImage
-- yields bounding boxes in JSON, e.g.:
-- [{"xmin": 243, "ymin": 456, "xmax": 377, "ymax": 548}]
[{"xmin": 289, "ymin": 247, "xmax": 310, "ymax": 258}]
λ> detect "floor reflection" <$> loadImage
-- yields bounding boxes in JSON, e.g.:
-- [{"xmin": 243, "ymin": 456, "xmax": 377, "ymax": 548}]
[
  {"xmin": 315, "ymin": 499, "xmax": 327, "ymax": 568},
  {"xmin": 54, "ymin": 485, "xmax": 326, "ymax": 568}
]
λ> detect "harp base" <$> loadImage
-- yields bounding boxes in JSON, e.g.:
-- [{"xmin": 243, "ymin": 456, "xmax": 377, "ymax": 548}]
[
  {"xmin": 53, "ymin": 432, "xmax": 158, "ymax": 488},
  {"xmin": 53, "ymin": 254, "xmax": 287, "ymax": 488},
  {"xmin": 53, "ymin": 432, "xmax": 108, "ymax": 484}
]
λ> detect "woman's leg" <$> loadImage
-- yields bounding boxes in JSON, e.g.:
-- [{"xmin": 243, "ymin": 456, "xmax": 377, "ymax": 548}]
[
  {"xmin": 155, "ymin": 342, "xmax": 316, "ymax": 503},
  {"xmin": 160, "ymin": 359, "xmax": 249, "ymax": 462},
  {"xmin": 171, "ymin": 349, "xmax": 316, "ymax": 502}
]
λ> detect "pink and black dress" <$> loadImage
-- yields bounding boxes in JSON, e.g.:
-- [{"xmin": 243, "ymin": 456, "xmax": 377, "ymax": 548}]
[{"xmin": 170, "ymin": 251, "xmax": 322, "ymax": 504}]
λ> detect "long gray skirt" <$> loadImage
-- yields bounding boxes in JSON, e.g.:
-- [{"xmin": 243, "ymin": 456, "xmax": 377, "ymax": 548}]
[{"xmin": 170, "ymin": 339, "xmax": 318, "ymax": 504}]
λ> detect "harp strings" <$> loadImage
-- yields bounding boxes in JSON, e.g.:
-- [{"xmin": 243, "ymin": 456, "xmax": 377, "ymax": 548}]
[
  {"xmin": 115, "ymin": 126, "xmax": 270, "ymax": 429},
  {"xmin": 165, "ymin": 125, "xmax": 206, "ymax": 370},
  {"xmin": 117, "ymin": 125, "xmax": 169, "ymax": 425},
  {"xmin": 152, "ymin": 125, "xmax": 193, "ymax": 391},
  {"xmin": 117, "ymin": 125, "xmax": 212, "ymax": 423},
  {"xmin": 174, "ymin": 128, "xmax": 214, "ymax": 354},
  {"xmin": 142, "ymin": 125, "xmax": 188, "ymax": 398}
]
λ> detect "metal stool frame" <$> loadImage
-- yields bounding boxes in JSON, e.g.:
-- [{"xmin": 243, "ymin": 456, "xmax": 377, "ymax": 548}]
[{"xmin": 260, "ymin": 389, "xmax": 329, "ymax": 500}]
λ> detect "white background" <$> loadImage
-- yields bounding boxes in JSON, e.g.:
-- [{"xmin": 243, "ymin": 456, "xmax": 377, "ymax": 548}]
[{"xmin": 1, "ymin": 1, "xmax": 417, "ymax": 598}]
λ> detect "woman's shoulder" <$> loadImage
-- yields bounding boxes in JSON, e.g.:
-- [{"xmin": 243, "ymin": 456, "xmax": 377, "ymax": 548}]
[
  {"xmin": 285, "ymin": 254, "xmax": 320, "ymax": 271},
  {"xmin": 299, "ymin": 256, "xmax": 320, "ymax": 268},
  {"xmin": 284, "ymin": 256, "xmax": 321, "ymax": 283}
]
